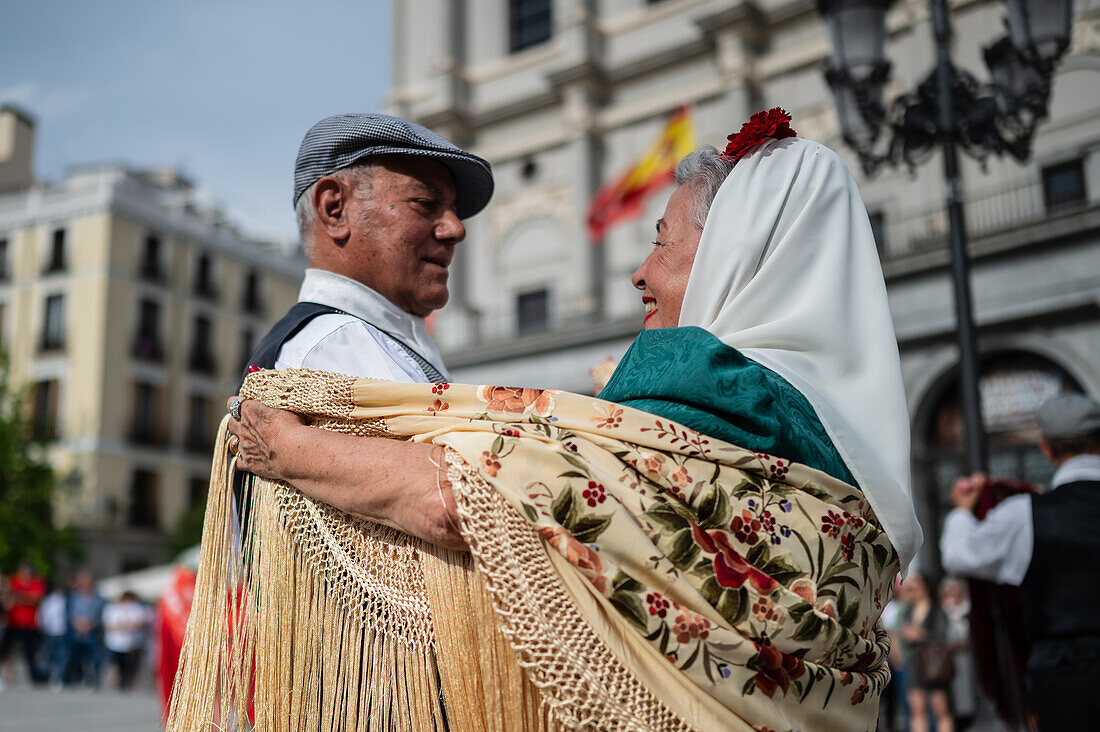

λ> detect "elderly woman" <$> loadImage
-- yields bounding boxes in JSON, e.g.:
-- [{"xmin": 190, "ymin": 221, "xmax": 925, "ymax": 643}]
[{"xmin": 171, "ymin": 110, "xmax": 921, "ymax": 732}]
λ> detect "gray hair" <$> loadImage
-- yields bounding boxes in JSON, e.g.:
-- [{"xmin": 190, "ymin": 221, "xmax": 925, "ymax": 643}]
[
  {"xmin": 295, "ymin": 161, "xmax": 379, "ymax": 259},
  {"xmin": 674, "ymin": 146, "xmax": 735, "ymax": 230}
]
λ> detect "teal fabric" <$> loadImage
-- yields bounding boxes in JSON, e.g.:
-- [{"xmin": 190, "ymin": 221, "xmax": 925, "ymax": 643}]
[{"xmin": 598, "ymin": 327, "xmax": 857, "ymax": 486}]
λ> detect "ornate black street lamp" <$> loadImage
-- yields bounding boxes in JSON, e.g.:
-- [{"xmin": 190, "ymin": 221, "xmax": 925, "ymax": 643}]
[{"xmin": 817, "ymin": 0, "xmax": 1074, "ymax": 476}]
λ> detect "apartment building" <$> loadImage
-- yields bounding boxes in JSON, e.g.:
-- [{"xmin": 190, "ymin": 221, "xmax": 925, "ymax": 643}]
[
  {"xmin": 0, "ymin": 106, "xmax": 303, "ymax": 574},
  {"xmin": 388, "ymin": 0, "xmax": 1100, "ymax": 570}
]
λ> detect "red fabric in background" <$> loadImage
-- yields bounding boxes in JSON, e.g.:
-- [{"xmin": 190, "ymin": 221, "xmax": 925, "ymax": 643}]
[
  {"xmin": 156, "ymin": 566, "xmax": 195, "ymax": 713},
  {"xmin": 968, "ymin": 477, "xmax": 1042, "ymax": 729},
  {"xmin": 6, "ymin": 574, "xmax": 46, "ymax": 629}
]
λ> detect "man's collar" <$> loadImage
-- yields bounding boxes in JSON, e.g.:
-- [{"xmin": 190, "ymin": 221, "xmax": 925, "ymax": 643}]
[
  {"xmin": 1051, "ymin": 454, "xmax": 1100, "ymax": 489},
  {"xmin": 297, "ymin": 269, "xmax": 442, "ymax": 362}
]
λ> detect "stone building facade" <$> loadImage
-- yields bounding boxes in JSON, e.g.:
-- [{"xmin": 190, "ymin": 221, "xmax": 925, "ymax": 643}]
[
  {"xmin": 0, "ymin": 106, "xmax": 303, "ymax": 575},
  {"xmin": 388, "ymin": 0, "xmax": 1100, "ymax": 571}
]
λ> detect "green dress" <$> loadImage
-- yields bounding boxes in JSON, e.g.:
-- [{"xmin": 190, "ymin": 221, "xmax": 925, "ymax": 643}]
[{"xmin": 599, "ymin": 327, "xmax": 857, "ymax": 486}]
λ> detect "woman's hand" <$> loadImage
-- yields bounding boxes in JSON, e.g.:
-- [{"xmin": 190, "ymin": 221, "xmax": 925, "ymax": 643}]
[
  {"xmin": 226, "ymin": 397, "xmax": 307, "ymax": 481},
  {"xmin": 224, "ymin": 397, "xmax": 466, "ymax": 552}
]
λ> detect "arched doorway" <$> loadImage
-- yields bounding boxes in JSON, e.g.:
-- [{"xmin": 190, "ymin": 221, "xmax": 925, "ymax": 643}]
[{"xmin": 912, "ymin": 350, "xmax": 1086, "ymax": 571}]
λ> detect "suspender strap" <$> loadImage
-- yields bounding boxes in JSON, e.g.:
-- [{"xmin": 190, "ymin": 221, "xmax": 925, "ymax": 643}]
[{"xmin": 243, "ymin": 301, "xmax": 445, "ymax": 385}]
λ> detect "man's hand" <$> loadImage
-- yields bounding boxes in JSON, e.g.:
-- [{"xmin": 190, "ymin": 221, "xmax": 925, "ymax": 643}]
[
  {"xmin": 950, "ymin": 473, "xmax": 987, "ymax": 513},
  {"xmin": 226, "ymin": 397, "xmax": 307, "ymax": 480}
]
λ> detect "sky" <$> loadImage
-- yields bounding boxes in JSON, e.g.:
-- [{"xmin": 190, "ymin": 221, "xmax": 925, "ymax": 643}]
[{"xmin": 1, "ymin": 0, "xmax": 392, "ymax": 244}]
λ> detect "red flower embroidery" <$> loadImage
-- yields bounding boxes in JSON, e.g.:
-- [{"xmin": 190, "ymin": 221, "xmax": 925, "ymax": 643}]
[
  {"xmin": 645, "ymin": 592, "xmax": 671, "ymax": 618},
  {"xmin": 690, "ymin": 524, "xmax": 778, "ymax": 594},
  {"xmin": 480, "ymin": 451, "xmax": 501, "ymax": 477},
  {"xmin": 722, "ymin": 107, "xmax": 797, "ymax": 163},
  {"xmin": 672, "ymin": 608, "xmax": 711, "ymax": 643},
  {"xmin": 750, "ymin": 642, "xmax": 806, "ymax": 698},
  {"xmin": 821, "ymin": 510, "xmax": 844, "ymax": 539},
  {"xmin": 582, "ymin": 481, "xmax": 607, "ymax": 507},
  {"xmin": 476, "ymin": 385, "xmax": 556, "ymax": 416},
  {"xmin": 731, "ymin": 509, "xmax": 763, "ymax": 546},
  {"xmin": 840, "ymin": 532, "xmax": 856, "ymax": 561},
  {"xmin": 431, "ymin": 382, "xmax": 450, "ymax": 395},
  {"xmin": 538, "ymin": 525, "xmax": 609, "ymax": 595}
]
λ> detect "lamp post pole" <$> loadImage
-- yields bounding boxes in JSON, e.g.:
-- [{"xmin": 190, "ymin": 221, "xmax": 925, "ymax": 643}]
[{"xmin": 930, "ymin": 0, "xmax": 989, "ymax": 474}]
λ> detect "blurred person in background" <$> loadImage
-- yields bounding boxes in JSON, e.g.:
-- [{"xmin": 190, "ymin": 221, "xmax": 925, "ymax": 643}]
[
  {"xmin": 901, "ymin": 573, "xmax": 954, "ymax": 732},
  {"xmin": 879, "ymin": 574, "xmax": 911, "ymax": 731},
  {"xmin": 65, "ymin": 570, "xmax": 104, "ymax": 689},
  {"xmin": 939, "ymin": 577, "xmax": 977, "ymax": 729},
  {"xmin": 0, "ymin": 560, "xmax": 47, "ymax": 687},
  {"xmin": 942, "ymin": 393, "xmax": 1100, "ymax": 730},
  {"xmin": 103, "ymin": 591, "xmax": 149, "ymax": 691},
  {"xmin": 37, "ymin": 580, "xmax": 69, "ymax": 689}
]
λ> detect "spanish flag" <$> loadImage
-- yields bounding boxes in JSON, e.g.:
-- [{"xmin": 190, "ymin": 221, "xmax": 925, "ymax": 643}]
[{"xmin": 586, "ymin": 107, "xmax": 696, "ymax": 242}]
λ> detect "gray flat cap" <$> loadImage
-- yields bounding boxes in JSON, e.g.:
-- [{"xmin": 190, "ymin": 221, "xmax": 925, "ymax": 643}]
[
  {"xmin": 1037, "ymin": 394, "xmax": 1100, "ymax": 440},
  {"xmin": 293, "ymin": 113, "xmax": 493, "ymax": 219}
]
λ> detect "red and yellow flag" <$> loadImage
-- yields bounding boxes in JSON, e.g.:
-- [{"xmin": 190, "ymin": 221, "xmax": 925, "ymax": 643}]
[{"xmin": 586, "ymin": 107, "xmax": 696, "ymax": 242}]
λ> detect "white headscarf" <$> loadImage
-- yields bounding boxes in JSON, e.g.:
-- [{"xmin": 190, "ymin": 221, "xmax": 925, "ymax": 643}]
[{"xmin": 678, "ymin": 137, "xmax": 923, "ymax": 573}]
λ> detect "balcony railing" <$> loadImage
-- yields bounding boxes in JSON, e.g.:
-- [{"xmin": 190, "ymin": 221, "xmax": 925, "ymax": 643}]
[{"xmin": 879, "ymin": 176, "xmax": 1093, "ymax": 263}]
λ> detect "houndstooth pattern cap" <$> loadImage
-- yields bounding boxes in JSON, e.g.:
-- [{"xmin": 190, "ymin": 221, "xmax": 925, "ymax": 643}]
[{"xmin": 293, "ymin": 113, "xmax": 494, "ymax": 219}]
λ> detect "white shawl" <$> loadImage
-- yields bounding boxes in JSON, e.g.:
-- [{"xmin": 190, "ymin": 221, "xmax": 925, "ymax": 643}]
[{"xmin": 678, "ymin": 137, "xmax": 923, "ymax": 572}]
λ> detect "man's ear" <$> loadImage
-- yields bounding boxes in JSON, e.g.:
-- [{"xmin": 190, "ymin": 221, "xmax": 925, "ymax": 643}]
[{"xmin": 313, "ymin": 176, "xmax": 352, "ymax": 244}]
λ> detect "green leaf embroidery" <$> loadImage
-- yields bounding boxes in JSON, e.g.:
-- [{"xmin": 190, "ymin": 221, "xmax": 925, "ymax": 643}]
[
  {"xmin": 571, "ymin": 513, "xmax": 613, "ymax": 543},
  {"xmin": 644, "ymin": 502, "xmax": 689, "ymax": 532},
  {"xmin": 610, "ymin": 590, "xmax": 648, "ymax": 630},
  {"xmin": 716, "ymin": 587, "xmax": 748, "ymax": 625},
  {"xmin": 551, "ymin": 489, "xmax": 575, "ymax": 526},
  {"xmin": 612, "ymin": 570, "xmax": 645, "ymax": 594},
  {"xmin": 666, "ymin": 528, "xmax": 700, "ymax": 566}
]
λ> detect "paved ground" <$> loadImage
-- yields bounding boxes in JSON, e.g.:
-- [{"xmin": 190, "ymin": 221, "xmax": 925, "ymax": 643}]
[{"xmin": 0, "ymin": 682, "xmax": 162, "ymax": 732}]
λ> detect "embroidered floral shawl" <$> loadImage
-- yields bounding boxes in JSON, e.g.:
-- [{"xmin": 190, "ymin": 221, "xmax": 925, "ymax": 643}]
[{"xmin": 167, "ymin": 369, "xmax": 898, "ymax": 732}]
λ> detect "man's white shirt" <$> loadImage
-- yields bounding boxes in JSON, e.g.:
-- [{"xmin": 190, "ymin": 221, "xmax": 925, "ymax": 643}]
[
  {"xmin": 940, "ymin": 454, "xmax": 1100, "ymax": 585},
  {"xmin": 274, "ymin": 269, "xmax": 450, "ymax": 383}
]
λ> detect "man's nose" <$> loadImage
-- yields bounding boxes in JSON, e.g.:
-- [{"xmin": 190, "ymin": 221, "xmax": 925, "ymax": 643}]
[{"xmin": 437, "ymin": 209, "xmax": 466, "ymax": 243}]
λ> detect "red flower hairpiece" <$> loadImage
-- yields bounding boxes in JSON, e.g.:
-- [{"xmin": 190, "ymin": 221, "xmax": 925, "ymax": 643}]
[{"xmin": 722, "ymin": 107, "xmax": 797, "ymax": 162}]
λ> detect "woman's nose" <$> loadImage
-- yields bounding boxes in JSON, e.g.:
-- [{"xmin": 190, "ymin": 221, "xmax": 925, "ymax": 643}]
[{"xmin": 631, "ymin": 259, "xmax": 647, "ymax": 291}]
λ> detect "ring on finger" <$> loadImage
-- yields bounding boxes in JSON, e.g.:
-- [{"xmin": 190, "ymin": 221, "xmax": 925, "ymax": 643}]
[
  {"xmin": 229, "ymin": 396, "xmax": 244, "ymax": 421},
  {"xmin": 228, "ymin": 435, "xmax": 240, "ymax": 455}
]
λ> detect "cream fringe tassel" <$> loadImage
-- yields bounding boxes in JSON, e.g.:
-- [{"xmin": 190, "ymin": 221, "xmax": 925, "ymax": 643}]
[{"xmin": 165, "ymin": 417, "xmax": 555, "ymax": 731}]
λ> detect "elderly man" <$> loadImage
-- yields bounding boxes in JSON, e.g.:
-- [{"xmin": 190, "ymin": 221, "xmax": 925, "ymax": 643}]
[
  {"xmin": 941, "ymin": 393, "xmax": 1100, "ymax": 731},
  {"xmin": 244, "ymin": 114, "xmax": 493, "ymax": 383}
]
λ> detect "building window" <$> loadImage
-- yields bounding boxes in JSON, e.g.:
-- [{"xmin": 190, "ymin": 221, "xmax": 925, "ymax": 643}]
[
  {"xmin": 194, "ymin": 252, "xmax": 217, "ymax": 299},
  {"xmin": 31, "ymin": 379, "xmax": 59, "ymax": 440},
  {"xmin": 868, "ymin": 211, "xmax": 887, "ymax": 257},
  {"xmin": 140, "ymin": 234, "xmax": 163, "ymax": 282},
  {"xmin": 242, "ymin": 269, "xmax": 263, "ymax": 313},
  {"xmin": 133, "ymin": 298, "xmax": 164, "ymax": 361},
  {"xmin": 1042, "ymin": 159, "xmax": 1086, "ymax": 212},
  {"xmin": 130, "ymin": 381, "xmax": 162, "ymax": 445},
  {"xmin": 44, "ymin": 228, "xmax": 66, "ymax": 273},
  {"xmin": 189, "ymin": 476, "xmax": 208, "ymax": 510},
  {"xmin": 186, "ymin": 394, "xmax": 212, "ymax": 452},
  {"xmin": 239, "ymin": 327, "xmax": 256, "ymax": 375},
  {"xmin": 39, "ymin": 293, "xmax": 65, "ymax": 351},
  {"xmin": 509, "ymin": 0, "xmax": 552, "ymax": 52},
  {"xmin": 516, "ymin": 288, "xmax": 550, "ymax": 333},
  {"xmin": 0, "ymin": 238, "xmax": 9, "ymax": 280},
  {"xmin": 128, "ymin": 469, "xmax": 159, "ymax": 528},
  {"xmin": 189, "ymin": 314, "xmax": 216, "ymax": 374}
]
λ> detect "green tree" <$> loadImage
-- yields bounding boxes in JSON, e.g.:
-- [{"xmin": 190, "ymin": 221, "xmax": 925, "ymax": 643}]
[{"xmin": 0, "ymin": 355, "xmax": 79, "ymax": 577}]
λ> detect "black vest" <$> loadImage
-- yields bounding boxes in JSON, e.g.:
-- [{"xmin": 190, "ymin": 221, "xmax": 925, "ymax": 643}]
[
  {"xmin": 1020, "ymin": 480, "xmax": 1100, "ymax": 653},
  {"xmin": 241, "ymin": 301, "xmax": 444, "ymax": 387}
]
